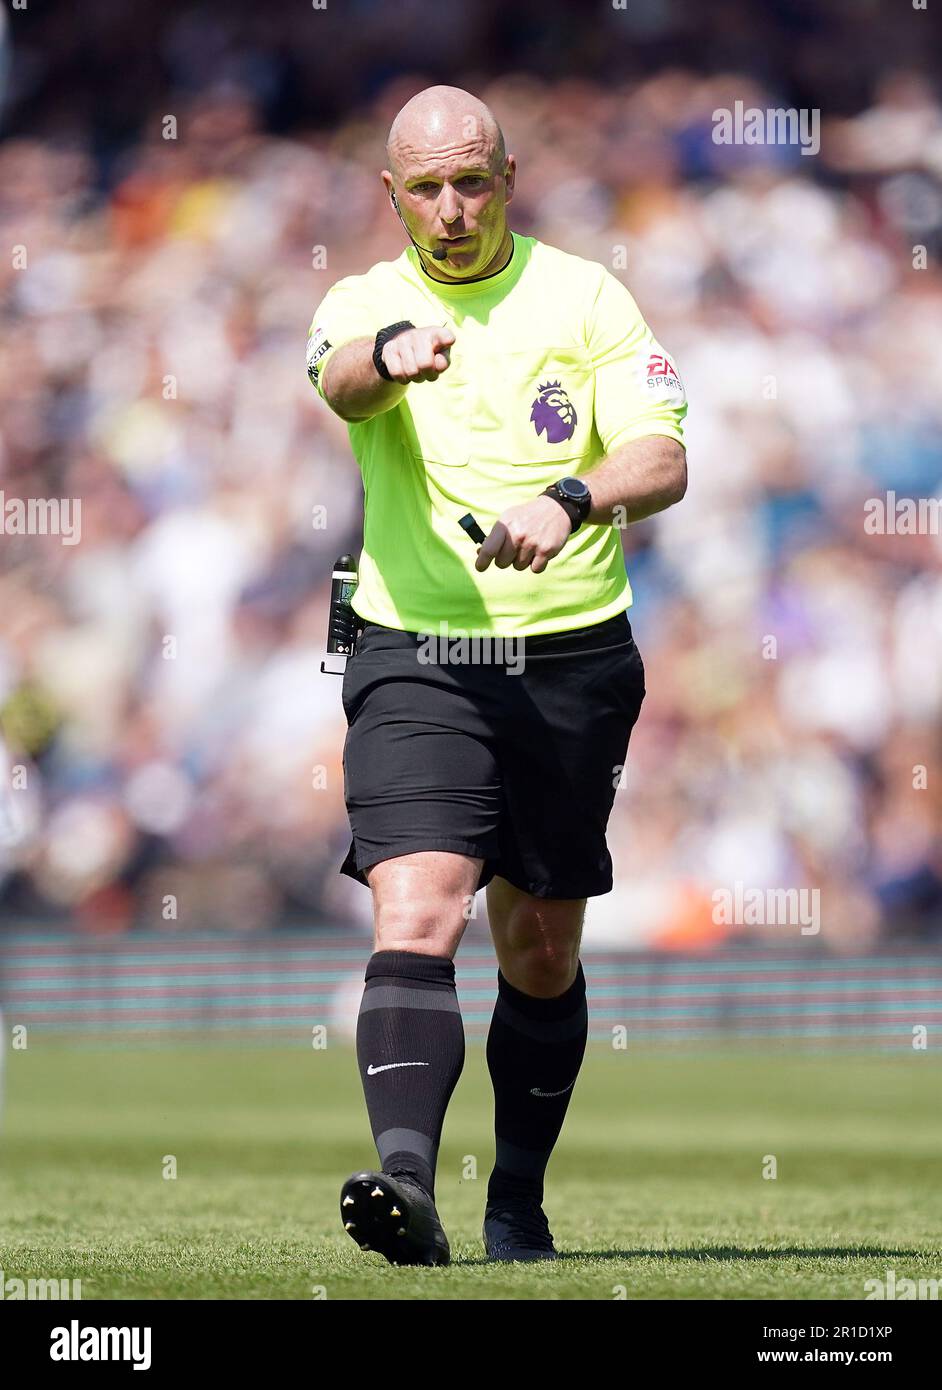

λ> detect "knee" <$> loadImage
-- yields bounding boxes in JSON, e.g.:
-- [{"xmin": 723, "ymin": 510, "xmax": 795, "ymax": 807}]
[
  {"xmin": 489, "ymin": 886, "xmax": 585, "ymax": 997},
  {"xmin": 373, "ymin": 896, "xmax": 463, "ymax": 956},
  {"xmin": 502, "ymin": 929, "xmax": 581, "ymax": 998}
]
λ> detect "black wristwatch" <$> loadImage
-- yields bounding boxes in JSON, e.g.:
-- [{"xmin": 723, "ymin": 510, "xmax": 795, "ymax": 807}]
[
  {"xmin": 373, "ymin": 321, "xmax": 415, "ymax": 380},
  {"xmin": 542, "ymin": 477, "xmax": 592, "ymax": 532}
]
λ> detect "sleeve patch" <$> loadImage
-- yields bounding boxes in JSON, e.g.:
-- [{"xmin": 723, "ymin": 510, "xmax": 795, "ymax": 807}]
[
  {"xmin": 306, "ymin": 327, "xmax": 333, "ymax": 387},
  {"xmin": 641, "ymin": 347, "xmax": 686, "ymax": 405}
]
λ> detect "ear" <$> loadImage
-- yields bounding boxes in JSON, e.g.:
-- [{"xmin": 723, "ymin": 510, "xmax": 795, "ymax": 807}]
[{"xmin": 503, "ymin": 155, "xmax": 517, "ymax": 204}]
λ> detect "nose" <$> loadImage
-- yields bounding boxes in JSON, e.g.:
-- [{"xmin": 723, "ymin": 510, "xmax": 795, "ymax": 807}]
[{"xmin": 438, "ymin": 184, "xmax": 462, "ymax": 227}]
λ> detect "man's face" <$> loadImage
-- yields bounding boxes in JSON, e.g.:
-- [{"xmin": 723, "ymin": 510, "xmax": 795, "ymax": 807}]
[{"xmin": 383, "ymin": 137, "xmax": 514, "ymax": 279}]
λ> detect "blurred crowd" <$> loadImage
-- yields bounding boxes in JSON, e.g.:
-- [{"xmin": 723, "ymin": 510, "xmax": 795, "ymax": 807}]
[{"xmin": 0, "ymin": 3, "xmax": 941, "ymax": 947}]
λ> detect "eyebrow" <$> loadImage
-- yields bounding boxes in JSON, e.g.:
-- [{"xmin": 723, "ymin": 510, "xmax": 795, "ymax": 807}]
[{"xmin": 404, "ymin": 168, "xmax": 491, "ymax": 186}]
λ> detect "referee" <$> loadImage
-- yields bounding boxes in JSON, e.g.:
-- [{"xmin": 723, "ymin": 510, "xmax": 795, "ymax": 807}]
[{"xmin": 307, "ymin": 86, "xmax": 687, "ymax": 1265}]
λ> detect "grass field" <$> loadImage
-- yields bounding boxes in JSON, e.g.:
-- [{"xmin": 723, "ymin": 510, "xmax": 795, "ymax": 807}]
[{"xmin": 1, "ymin": 1042, "xmax": 940, "ymax": 1300}]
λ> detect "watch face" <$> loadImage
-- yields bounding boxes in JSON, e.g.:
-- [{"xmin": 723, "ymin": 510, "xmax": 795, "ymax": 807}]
[{"xmin": 559, "ymin": 477, "xmax": 590, "ymax": 503}]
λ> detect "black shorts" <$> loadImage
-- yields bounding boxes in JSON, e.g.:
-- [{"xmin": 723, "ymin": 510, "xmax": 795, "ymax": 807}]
[{"xmin": 339, "ymin": 611, "xmax": 646, "ymax": 899}]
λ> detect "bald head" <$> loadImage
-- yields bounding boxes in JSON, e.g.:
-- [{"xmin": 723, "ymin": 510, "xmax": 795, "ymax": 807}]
[
  {"xmin": 386, "ymin": 85, "xmax": 505, "ymax": 181},
  {"xmin": 382, "ymin": 85, "xmax": 514, "ymax": 282}
]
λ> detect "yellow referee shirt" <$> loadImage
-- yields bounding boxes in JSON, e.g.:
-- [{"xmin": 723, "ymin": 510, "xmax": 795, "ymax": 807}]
[{"xmin": 306, "ymin": 233, "xmax": 686, "ymax": 637}]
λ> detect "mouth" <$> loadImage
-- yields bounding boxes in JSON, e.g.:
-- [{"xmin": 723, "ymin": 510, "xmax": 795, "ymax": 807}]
[{"xmin": 440, "ymin": 234, "xmax": 474, "ymax": 249}]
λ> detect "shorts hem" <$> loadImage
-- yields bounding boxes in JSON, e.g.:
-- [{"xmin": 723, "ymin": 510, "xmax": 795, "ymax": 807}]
[
  {"xmin": 341, "ymin": 836, "xmax": 496, "ymax": 887},
  {"xmin": 494, "ymin": 872, "xmax": 614, "ymax": 900},
  {"xmin": 340, "ymin": 834, "xmax": 615, "ymax": 899}
]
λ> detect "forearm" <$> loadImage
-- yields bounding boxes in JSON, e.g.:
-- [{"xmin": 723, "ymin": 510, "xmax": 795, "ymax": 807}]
[
  {"xmin": 321, "ymin": 338, "xmax": 407, "ymax": 422},
  {"xmin": 583, "ymin": 435, "xmax": 687, "ymax": 526}
]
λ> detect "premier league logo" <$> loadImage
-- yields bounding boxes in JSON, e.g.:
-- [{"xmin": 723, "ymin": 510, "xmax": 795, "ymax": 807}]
[{"xmin": 530, "ymin": 380, "xmax": 577, "ymax": 444}]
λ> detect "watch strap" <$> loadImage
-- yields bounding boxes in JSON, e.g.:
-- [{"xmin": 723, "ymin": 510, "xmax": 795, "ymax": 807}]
[
  {"xmin": 373, "ymin": 321, "xmax": 415, "ymax": 381},
  {"xmin": 542, "ymin": 483, "xmax": 588, "ymax": 533}
]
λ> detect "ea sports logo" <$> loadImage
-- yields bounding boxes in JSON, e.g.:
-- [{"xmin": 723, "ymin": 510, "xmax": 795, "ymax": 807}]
[
  {"xmin": 646, "ymin": 352, "xmax": 679, "ymax": 383},
  {"xmin": 643, "ymin": 349, "xmax": 685, "ymax": 401},
  {"xmin": 530, "ymin": 380, "xmax": 577, "ymax": 444}
]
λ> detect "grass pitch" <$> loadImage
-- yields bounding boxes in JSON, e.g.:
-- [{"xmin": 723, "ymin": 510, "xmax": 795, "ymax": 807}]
[{"xmin": 1, "ymin": 1042, "xmax": 940, "ymax": 1300}]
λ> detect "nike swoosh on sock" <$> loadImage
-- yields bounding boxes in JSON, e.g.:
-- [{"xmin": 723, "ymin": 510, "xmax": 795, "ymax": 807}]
[{"xmin": 366, "ymin": 1061, "xmax": 430, "ymax": 1075}]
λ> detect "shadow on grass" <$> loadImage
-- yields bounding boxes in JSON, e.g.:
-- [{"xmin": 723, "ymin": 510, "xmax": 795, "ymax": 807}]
[{"xmin": 453, "ymin": 1245, "xmax": 926, "ymax": 1268}]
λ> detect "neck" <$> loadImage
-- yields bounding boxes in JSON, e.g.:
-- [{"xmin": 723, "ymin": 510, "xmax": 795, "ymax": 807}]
[{"xmin": 420, "ymin": 228, "xmax": 514, "ymax": 285}]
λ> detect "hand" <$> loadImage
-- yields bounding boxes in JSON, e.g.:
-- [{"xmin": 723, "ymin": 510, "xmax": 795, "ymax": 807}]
[
  {"xmin": 474, "ymin": 495, "xmax": 573, "ymax": 575},
  {"xmin": 382, "ymin": 325, "xmax": 455, "ymax": 384}
]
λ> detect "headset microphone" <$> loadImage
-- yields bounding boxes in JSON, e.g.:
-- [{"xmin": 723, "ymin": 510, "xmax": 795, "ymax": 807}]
[{"xmin": 390, "ymin": 191, "xmax": 448, "ymax": 261}]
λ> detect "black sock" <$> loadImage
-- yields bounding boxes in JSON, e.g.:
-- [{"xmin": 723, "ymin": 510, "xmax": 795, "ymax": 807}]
[
  {"xmin": 355, "ymin": 949, "xmax": 465, "ymax": 1201},
  {"xmin": 486, "ymin": 962, "xmax": 588, "ymax": 1206}
]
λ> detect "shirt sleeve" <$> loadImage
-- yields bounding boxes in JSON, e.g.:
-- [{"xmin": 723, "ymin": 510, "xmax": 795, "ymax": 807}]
[
  {"xmin": 587, "ymin": 268, "xmax": 687, "ymax": 454},
  {"xmin": 305, "ymin": 275, "xmax": 377, "ymax": 401}
]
